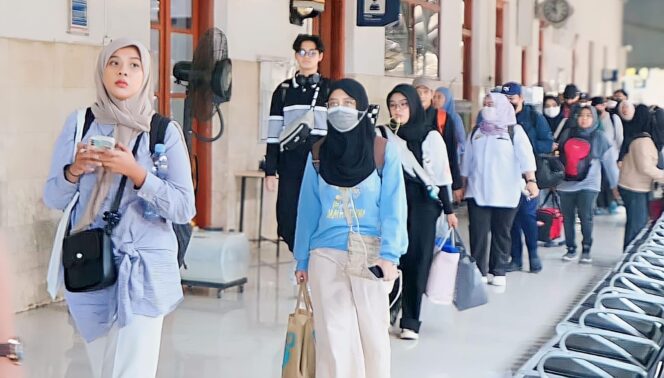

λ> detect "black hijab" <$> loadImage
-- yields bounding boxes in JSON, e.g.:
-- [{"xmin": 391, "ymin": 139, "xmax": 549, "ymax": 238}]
[
  {"xmin": 387, "ymin": 84, "xmax": 429, "ymax": 163},
  {"xmin": 651, "ymin": 107, "xmax": 664, "ymax": 152},
  {"xmin": 619, "ymin": 104, "xmax": 652, "ymax": 160},
  {"xmin": 319, "ymin": 79, "xmax": 376, "ymax": 188},
  {"xmin": 543, "ymin": 95, "xmax": 564, "ymax": 134}
]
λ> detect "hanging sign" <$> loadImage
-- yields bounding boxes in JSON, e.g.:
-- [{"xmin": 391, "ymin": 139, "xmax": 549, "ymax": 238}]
[{"xmin": 357, "ymin": 0, "xmax": 400, "ymax": 27}]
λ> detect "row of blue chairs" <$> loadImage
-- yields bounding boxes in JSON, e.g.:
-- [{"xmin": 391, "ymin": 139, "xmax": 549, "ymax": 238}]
[{"xmin": 516, "ymin": 216, "xmax": 664, "ymax": 377}]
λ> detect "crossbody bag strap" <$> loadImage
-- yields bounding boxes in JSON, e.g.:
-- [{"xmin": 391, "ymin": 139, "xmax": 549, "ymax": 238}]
[
  {"xmin": 309, "ymin": 86, "xmax": 321, "ymax": 109},
  {"xmin": 554, "ymin": 118, "xmax": 567, "ymax": 140},
  {"xmin": 104, "ymin": 133, "xmax": 144, "ymax": 233}
]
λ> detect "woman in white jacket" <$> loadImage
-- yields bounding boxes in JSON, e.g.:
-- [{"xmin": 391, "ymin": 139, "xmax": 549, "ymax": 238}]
[{"xmin": 461, "ymin": 93, "xmax": 538, "ymax": 287}]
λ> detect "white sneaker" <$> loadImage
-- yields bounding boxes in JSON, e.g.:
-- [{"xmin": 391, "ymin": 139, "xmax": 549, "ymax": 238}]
[
  {"xmin": 400, "ymin": 329, "xmax": 419, "ymax": 340},
  {"xmin": 481, "ymin": 276, "xmax": 489, "ymax": 284},
  {"xmin": 490, "ymin": 276, "xmax": 506, "ymax": 286}
]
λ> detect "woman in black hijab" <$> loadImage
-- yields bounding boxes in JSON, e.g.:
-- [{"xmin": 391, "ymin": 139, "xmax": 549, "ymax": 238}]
[
  {"xmin": 318, "ymin": 80, "xmax": 377, "ymax": 186},
  {"xmin": 618, "ymin": 103, "xmax": 651, "ymax": 161},
  {"xmin": 379, "ymin": 84, "xmax": 458, "ymax": 340},
  {"xmin": 293, "ymin": 79, "xmax": 408, "ymax": 377},
  {"xmin": 618, "ymin": 105, "xmax": 664, "ymax": 249},
  {"xmin": 543, "ymin": 95, "xmax": 565, "ymax": 139}
]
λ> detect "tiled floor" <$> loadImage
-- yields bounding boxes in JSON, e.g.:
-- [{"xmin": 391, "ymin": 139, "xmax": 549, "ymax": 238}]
[{"xmin": 16, "ymin": 209, "xmax": 627, "ymax": 378}]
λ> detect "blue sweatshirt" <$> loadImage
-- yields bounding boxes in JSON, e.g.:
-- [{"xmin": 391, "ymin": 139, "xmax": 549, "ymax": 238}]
[
  {"xmin": 294, "ymin": 141, "xmax": 409, "ymax": 272},
  {"xmin": 516, "ymin": 105, "xmax": 554, "ymax": 154}
]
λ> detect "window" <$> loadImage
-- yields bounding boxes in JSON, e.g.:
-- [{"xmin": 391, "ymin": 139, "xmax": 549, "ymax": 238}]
[
  {"xmin": 385, "ymin": 0, "xmax": 440, "ymax": 78},
  {"xmin": 150, "ymin": 0, "xmax": 198, "ymax": 125}
]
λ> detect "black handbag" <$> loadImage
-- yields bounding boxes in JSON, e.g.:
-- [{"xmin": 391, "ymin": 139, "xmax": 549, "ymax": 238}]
[
  {"xmin": 535, "ymin": 154, "xmax": 565, "ymax": 189},
  {"xmin": 62, "ymin": 134, "xmax": 143, "ymax": 292}
]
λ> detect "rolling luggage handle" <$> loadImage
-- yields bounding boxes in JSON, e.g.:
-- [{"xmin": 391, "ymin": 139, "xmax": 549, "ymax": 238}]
[{"xmin": 540, "ymin": 190, "xmax": 561, "ymax": 210}]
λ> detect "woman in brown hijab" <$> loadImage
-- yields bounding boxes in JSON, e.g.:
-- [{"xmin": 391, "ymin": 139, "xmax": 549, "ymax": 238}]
[{"xmin": 43, "ymin": 39, "xmax": 195, "ymax": 377}]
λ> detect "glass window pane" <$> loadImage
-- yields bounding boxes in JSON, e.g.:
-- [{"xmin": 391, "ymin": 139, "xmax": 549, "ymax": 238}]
[
  {"xmin": 385, "ymin": 3, "xmax": 439, "ymax": 77},
  {"xmin": 150, "ymin": 29, "xmax": 160, "ymax": 93},
  {"xmin": 171, "ymin": 98, "xmax": 185, "ymax": 127},
  {"xmin": 151, "ymin": 0, "xmax": 160, "ymax": 23},
  {"xmin": 171, "ymin": 0, "xmax": 192, "ymax": 29},
  {"xmin": 170, "ymin": 33, "xmax": 193, "ymax": 94},
  {"xmin": 153, "ymin": 96, "xmax": 160, "ymax": 114}
]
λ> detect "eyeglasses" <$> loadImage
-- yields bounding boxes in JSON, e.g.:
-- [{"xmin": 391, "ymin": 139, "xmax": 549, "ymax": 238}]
[
  {"xmin": 296, "ymin": 49, "xmax": 319, "ymax": 58},
  {"xmin": 388, "ymin": 101, "xmax": 409, "ymax": 110},
  {"xmin": 328, "ymin": 99, "xmax": 356, "ymax": 108}
]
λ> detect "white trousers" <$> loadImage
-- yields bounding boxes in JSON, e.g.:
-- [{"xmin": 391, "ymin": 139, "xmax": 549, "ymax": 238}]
[
  {"xmin": 308, "ymin": 249, "xmax": 391, "ymax": 378},
  {"xmin": 84, "ymin": 315, "xmax": 164, "ymax": 378}
]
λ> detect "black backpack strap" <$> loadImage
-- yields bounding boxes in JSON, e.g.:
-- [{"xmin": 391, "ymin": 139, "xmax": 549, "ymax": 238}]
[
  {"xmin": 374, "ymin": 136, "xmax": 387, "ymax": 176},
  {"xmin": 470, "ymin": 125, "xmax": 479, "ymax": 143},
  {"xmin": 149, "ymin": 113, "xmax": 172, "ymax": 154},
  {"xmin": 311, "ymin": 138, "xmax": 325, "ymax": 173},
  {"xmin": 280, "ymin": 82, "xmax": 290, "ymax": 104},
  {"xmin": 508, "ymin": 125, "xmax": 515, "ymax": 145},
  {"xmin": 82, "ymin": 107, "xmax": 95, "ymax": 138}
]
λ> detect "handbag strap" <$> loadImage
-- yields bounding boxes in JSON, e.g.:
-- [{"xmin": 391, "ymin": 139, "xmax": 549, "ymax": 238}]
[
  {"xmin": 295, "ymin": 283, "xmax": 313, "ymax": 312},
  {"xmin": 103, "ymin": 133, "xmax": 144, "ymax": 234}
]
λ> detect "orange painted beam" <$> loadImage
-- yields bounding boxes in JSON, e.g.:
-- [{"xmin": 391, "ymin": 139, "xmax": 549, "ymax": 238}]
[
  {"xmin": 315, "ymin": 0, "xmax": 345, "ymax": 80},
  {"xmin": 194, "ymin": 0, "xmax": 214, "ymax": 228}
]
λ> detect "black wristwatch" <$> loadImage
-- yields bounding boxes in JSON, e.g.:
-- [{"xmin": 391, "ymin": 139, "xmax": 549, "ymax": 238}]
[
  {"xmin": 526, "ymin": 178, "xmax": 537, "ymax": 184},
  {"xmin": 0, "ymin": 338, "xmax": 23, "ymax": 365}
]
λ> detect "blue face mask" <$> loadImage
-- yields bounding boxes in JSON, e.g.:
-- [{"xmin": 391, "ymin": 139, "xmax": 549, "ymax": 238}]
[{"xmin": 327, "ymin": 106, "xmax": 366, "ymax": 133}]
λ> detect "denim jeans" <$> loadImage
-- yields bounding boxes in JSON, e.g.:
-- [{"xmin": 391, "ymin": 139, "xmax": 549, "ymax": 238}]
[
  {"xmin": 510, "ymin": 194, "xmax": 541, "ymax": 268},
  {"xmin": 559, "ymin": 190, "xmax": 598, "ymax": 252},
  {"xmin": 619, "ymin": 187, "xmax": 649, "ymax": 250}
]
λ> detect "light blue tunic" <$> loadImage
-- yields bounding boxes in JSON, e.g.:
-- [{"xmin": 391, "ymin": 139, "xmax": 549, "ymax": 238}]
[{"xmin": 43, "ymin": 111, "xmax": 196, "ymax": 342}]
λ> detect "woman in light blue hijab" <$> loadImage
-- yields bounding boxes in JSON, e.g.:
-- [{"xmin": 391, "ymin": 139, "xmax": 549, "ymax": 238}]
[{"xmin": 434, "ymin": 87, "xmax": 466, "ymax": 160}]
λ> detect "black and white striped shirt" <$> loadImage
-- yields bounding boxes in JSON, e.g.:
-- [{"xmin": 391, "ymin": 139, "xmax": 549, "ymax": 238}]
[{"xmin": 265, "ymin": 76, "xmax": 330, "ymax": 178}]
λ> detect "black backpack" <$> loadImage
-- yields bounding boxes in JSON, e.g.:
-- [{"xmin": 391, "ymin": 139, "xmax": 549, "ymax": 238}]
[{"xmin": 82, "ymin": 108, "xmax": 193, "ymax": 268}]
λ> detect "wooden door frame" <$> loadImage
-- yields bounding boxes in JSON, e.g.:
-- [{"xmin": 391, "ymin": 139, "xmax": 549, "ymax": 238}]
[
  {"xmin": 151, "ymin": 0, "xmax": 214, "ymax": 227},
  {"xmin": 313, "ymin": 0, "xmax": 345, "ymax": 80},
  {"xmin": 463, "ymin": 0, "xmax": 472, "ymax": 100}
]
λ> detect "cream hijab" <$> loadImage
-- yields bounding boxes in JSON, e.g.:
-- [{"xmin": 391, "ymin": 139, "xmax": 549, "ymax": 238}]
[{"xmin": 73, "ymin": 38, "xmax": 154, "ymax": 232}]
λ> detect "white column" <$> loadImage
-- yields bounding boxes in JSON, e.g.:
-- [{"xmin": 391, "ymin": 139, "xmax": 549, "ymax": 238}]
[
  {"xmin": 524, "ymin": 19, "xmax": 540, "ymax": 85},
  {"xmin": 438, "ymin": 0, "xmax": 463, "ymax": 92},
  {"xmin": 471, "ymin": 0, "xmax": 496, "ymax": 91},
  {"xmin": 502, "ymin": 0, "xmax": 522, "ymax": 82}
]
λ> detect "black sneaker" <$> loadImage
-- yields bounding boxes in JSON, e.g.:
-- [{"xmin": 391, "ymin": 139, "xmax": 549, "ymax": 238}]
[
  {"xmin": 579, "ymin": 253, "xmax": 592, "ymax": 264},
  {"xmin": 580, "ymin": 247, "xmax": 592, "ymax": 264},
  {"xmin": 562, "ymin": 249, "xmax": 577, "ymax": 261},
  {"xmin": 505, "ymin": 262, "xmax": 523, "ymax": 272}
]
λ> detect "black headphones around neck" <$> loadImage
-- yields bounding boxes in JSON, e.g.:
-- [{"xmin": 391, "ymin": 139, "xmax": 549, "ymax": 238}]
[{"xmin": 295, "ymin": 72, "xmax": 321, "ymax": 87}]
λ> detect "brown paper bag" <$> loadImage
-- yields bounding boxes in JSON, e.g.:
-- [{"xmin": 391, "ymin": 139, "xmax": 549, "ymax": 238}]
[{"xmin": 282, "ymin": 283, "xmax": 315, "ymax": 378}]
